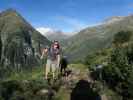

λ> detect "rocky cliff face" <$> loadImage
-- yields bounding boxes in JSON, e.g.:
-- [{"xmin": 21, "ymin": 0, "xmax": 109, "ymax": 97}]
[{"xmin": 0, "ymin": 9, "xmax": 51, "ymax": 71}]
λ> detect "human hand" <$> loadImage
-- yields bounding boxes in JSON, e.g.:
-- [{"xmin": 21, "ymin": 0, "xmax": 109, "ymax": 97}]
[{"xmin": 40, "ymin": 56, "xmax": 43, "ymax": 59}]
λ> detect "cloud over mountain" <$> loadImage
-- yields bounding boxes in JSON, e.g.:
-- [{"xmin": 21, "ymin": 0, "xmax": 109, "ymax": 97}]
[
  {"xmin": 36, "ymin": 27, "xmax": 72, "ymax": 41},
  {"xmin": 36, "ymin": 27, "xmax": 54, "ymax": 36}
]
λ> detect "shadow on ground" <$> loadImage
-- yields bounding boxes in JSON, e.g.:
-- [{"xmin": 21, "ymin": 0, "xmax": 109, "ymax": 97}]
[{"xmin": 71, "ymin": 80, "xmax": 101, "ymax": 100}]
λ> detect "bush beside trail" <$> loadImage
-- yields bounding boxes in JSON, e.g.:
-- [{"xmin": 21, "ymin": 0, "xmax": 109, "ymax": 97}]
[{"xmin": 85, "ymin": 31, "xmax": 133, "ymax": 100}]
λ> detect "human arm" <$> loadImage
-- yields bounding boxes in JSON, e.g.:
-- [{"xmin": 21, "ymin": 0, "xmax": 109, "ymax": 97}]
[
  {"xmin": 57, "ymin": 48, "xmax": 62, "ymax": 67},
  {"xmin": 40, "ymin": 50, "xmax": 45, "ymax": 59},
  {"xmin": 41, "ymin": 48, "xmax": 48, "ymax": 59},
  {"xmin": 57, "ymin": 54, "xmax": 61, "ymax": 67}
]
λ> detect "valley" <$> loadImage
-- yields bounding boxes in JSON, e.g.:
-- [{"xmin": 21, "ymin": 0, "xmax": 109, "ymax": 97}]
[{"xmin": 0, "ymin": 8, "xmax": 133, "ymax": 100}]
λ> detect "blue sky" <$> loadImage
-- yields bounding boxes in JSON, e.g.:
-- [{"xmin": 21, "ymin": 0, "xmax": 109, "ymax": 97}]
[{"xmin": 0, "ymin": 0, "xmax": 133, "ymax": 34}]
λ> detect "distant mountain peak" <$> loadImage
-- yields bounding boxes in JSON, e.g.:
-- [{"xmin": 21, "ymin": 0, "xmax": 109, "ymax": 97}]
[{"xmin": 0, "ymin": 8, "xmax": 20, "ymax": 17}]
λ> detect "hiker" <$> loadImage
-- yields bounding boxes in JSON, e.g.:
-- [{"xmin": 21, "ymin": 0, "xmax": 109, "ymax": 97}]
[{"xmin": 41, "ymin": 40, "xmax": 61, "ymax": 80}]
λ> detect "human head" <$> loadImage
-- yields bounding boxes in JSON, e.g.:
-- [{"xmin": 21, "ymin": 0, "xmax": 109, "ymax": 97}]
[
  {"xmin": 53, "ymin": 40, "xmax": 60, "ymax": 49},
  {"xmin": 54, "ymin": 40, "xmax": 59, "ymax": 45}
]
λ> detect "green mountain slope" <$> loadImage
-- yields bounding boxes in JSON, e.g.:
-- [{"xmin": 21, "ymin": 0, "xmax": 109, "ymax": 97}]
[
  {"xmin": 63, "ymin": 15, "xmax": 133, "ymax": 62},
  {"xmin": 0, "ymin": 9, "xmax": 51, "ymax": 70}
]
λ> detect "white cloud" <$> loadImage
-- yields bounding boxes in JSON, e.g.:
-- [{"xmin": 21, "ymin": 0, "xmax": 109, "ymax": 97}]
[
  {"xmin": 36, "ymin": 16, "xmax": 101, "ymax": 36},
  {"xmin": 36, "ymin": 27, "xmax": 54, "ymax": 36},
  {"xmin": 36, "ymin": 26, "xmax": 75, "ymax": 36}
]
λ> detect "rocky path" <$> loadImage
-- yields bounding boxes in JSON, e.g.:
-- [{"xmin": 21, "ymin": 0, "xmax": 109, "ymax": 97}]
[{"xmin": 53, "ymin": 64, "xmax": 108, "ymax": 100}]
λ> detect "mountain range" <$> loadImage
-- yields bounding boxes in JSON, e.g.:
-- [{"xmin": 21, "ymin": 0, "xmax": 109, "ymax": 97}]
[
  {"xmin": 1, "ymin": 8, "xmax": 133, "ymax": 65},
  {"xmin": 45, "ymin": 30, "xmax": 70, "ymax": 41},
  {"xmin": 62, "ymin": 15, "xmax": 133, "ymax": 62}
]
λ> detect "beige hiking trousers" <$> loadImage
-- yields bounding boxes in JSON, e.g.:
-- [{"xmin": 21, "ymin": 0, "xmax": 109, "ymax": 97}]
[{"xmin": 45, "ymin": 59, "xmax": 59, "ymax": 78}]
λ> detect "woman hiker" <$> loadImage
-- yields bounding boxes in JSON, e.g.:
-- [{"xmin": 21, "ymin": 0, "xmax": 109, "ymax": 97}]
[{"xmin": 41, "ymin": 40, "xmax": 61, "ymax": 80}]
